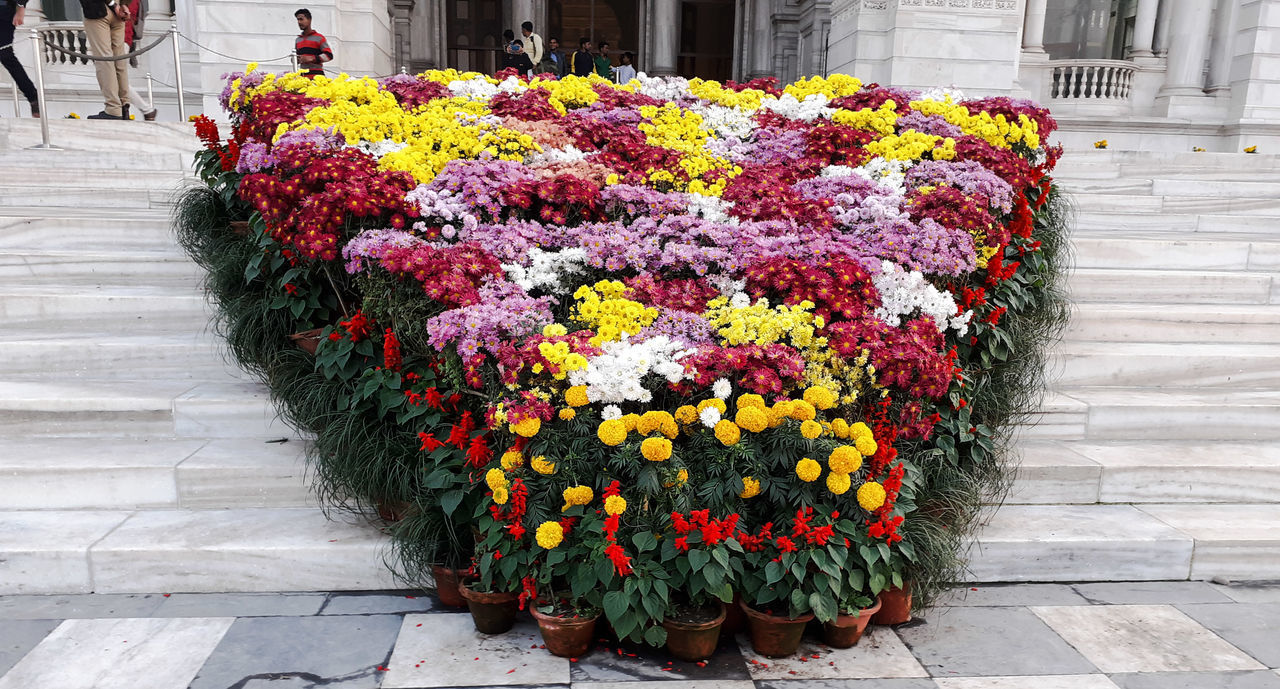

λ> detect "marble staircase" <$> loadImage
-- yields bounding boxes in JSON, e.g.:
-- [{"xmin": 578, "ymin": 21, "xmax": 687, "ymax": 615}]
[{"xmin": 0, "ymin": 126, "xmax": 1275, "ymax": 594}]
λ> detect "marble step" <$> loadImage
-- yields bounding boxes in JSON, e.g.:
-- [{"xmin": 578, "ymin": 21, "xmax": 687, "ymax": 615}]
[
  {"xmin": 1008, "ymin": 440, "xmax": 1280, "ymax": 505},
  {"xmin": 1066, "ymin": 303, "xmax": 1280, "ymax": 344},
  {"xmin": 1136, "ymin": 504, "xmax": 1280, "ymax": 581},
  {"xmin": 0, "ymin": 168, "xmax": 197, "ymax": 191},
  {"xmin": 0, "ymin": 215, "xmax": 178, "ymax": 254},
  {"xmin": 1050, "ymin": 387, "xmax": 1280, "ymax": 441},
  {"xmin": 0, "ymin": 118, "xmax": 201, "ymax": 155},
  {"xmin": 1073, "ymin": 192, "xmax": 1280, "ymax": 216},
  {"xmin": 0, "ymin": 283, "xmax": 208, "ymax": 321},
  {"xmin": 1067, "ymin": 268, "xmax": 1275, "ymax": 305},
  {"xmin": 1053, "ymin": 341, "xmax": 1280, "ymax": 387},
  {"xmin": 0, "ymin": 253, "xmax": 200, "ymax": 279},
  {"xmin": 0, "ymin": 185, "xmax": 181, "ymax": 210},
  {"xmin": 0, "ymin": 437, "xmax": 312, "ymax": 511},
  {"xmin": 1063, "ymin": 179, "xmax": 1280, "ymax": 199},
  {"xmin": 0, "ymin": 148, "xmax": 193, "ymax": 171},
  {"xmin": 0, "ymin": 507, "xmax": 393, "ymax": 594},
  {"xmin": 1072, "ymin": 233, "xmax": 1280, "ymax": 272},
  {"xmin": 0, "ymin": 336, "xmax": 232, "ymax": 377},
  {"xmin": 1052, "ymin": 150, "xmax": 1280, "ymax": 179},
  {"xmin": 1075, "ymin": 210, "xmax": 1280, "ymax": 234}
]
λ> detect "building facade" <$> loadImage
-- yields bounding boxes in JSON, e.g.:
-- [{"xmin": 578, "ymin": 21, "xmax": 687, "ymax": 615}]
[{"xmin": 4, "ymin": 0, "xmax": 1279, "ymax": 151}]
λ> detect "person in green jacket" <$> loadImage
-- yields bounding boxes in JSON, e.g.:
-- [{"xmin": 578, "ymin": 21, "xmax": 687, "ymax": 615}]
[{"xmin": 594, "ymin": 41, "xmax": 612, "ymax": 78}]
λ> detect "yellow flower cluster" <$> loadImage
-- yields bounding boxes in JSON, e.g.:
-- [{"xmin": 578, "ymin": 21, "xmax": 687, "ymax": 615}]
[
  {"xmin": 675, "ymin": 405, "xmax": 698, "ymax": 424},
  {"xmin": 800, "ymin": 420, "xmax": 823, "ymax": 439},
  {"xmin": 597, "ymin": 418, "xmax": 628, "ymax": 446},
  {"xmin": 641, "ymin": 436, "xmax": 673, "ymax": 461},
  {"xmin": 686, "ymin": 78, "xmax": 767, "ymax": 110},
  {"xmin": 829, "ymin": 445, "xmax": 863, "ymax": 474},
  {"xmin": 803, "ymin": 346, "xmax": 872, "ymax": 405},
  {"xmin": 562, "ymin": 485, "xmax": 594, "ymax": 511},
  {"xmin": 536, "ymin": 520, "xmax": 564, "ymax": 548},
  {"xmin": 572, "ymin": 282, "xmax": 659, "ymax": 346},
  {"xmin": 500, "ymin": 451, "xmax": 524, "ymax": 470},
  {"xmin": 537, "ymin": 341, "xmax": 589, "ymax": 381},
  {"xmin": 486, "ymin": 468, "xmax": 510, "ymax": 504},
  {"xmin": 637, "ymin": 411, "xmax": 679, "ymax": 439},
  {"xmin": 827, "ymin": 471, "xmax": 852, "ymax": 495},
  {"xmin": 782, "ymin": 74, "xmax": 864, "ymax": 100},
  {"xmin": 509, "ymin": 417, "xmax": 541, "ymax": 437},
  {"xmin": 735, "ymin": 406, "xmax": 769, "ymax": 433},
  {"xmin": 703, "ymin": 297, "xmax": 825, "ymax": 349},
  {"xmin": 564, "ymin": 385, "xmax": 590, "ymax": 407},
  {"xmin": 635, "ymin": 103, "xmax": 739, "ymax": 196},
  {"xmin": 604, "ymin": 495, "xmax": 628, "ymax": 515},
  {"xmin": 531, "ymin": 455, "xmax": 557, "ymax": 475},
  {"xmin": 865, "ymin": 130, "xmax": 957, "ymax": 162},
  {"xmin": 857, "ymin": 481, "xmax": 887, "ymax": 510},
  {"xmin": 831, "ymin": 100, "xmax": 900, "ymax": 136},
  {"xmin": 532, "ymin": 75, "xmax": 601, "ymax": 112},
  {"xmin": 558, "ymin": 408, "xmax": 576, "ymax": 421},
  {"xmin": 909, "ymin": 97, "xmax": 1041, "ymax": 150},
  {"xmin": 714, "ymin": 419, "xmax": 741, "ymax": 446},
  {"xmin": 796, "ymin": 458, "xmax": 822, "ymax": 482},
  {"xmin": 739, "ymin": 476, "xmax": 761, "ymax": 498},
  {"xmin": 803, "ymin": 385, "xmax": 837, "ymax": 411}
]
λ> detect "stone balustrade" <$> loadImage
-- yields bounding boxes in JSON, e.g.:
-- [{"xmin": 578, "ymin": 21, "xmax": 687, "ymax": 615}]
[{"xmin": 1050, "ymin": 59, "xmax": 1137, "ymax": 101}]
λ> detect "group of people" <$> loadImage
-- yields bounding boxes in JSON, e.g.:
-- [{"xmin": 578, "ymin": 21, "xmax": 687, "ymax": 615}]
[
  {"xmin": 0, "ymin": 0, "xmax": 158, "ymax": 120},
  {"xmin": 499, "ymin": 22, "xmax": 635, "ymax": 82}
]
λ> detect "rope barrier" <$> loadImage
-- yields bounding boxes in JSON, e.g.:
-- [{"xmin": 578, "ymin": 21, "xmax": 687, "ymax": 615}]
[
  {"xmin": 174, "ymin": 31, "xmax": 294, "ymax": 65},
  {"xmin": 38, "ymin": 30, "xmax": 171, "ymax": 62}
]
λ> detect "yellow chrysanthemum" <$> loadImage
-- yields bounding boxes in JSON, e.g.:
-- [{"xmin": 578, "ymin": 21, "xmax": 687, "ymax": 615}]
[
  {"xmin": 675, "ymin": 405, "xmax": 699, "ymax": 424},
  {"xmin": 789, "ymin": 400, "xmax": 817, "ymax": 421},
  {"xmin": 565, "ymin": 386, "xmax": 590, "ymax": 407},
  {"xmin": 855, "ymin": 435, "xmax": 879, "ymax": 456},
  {"xmin": 510, "ymin": 417, "xmax": 541, "ymax": 438},
  {"xmin": 622, "ymin": 413, "xmax": 641, "ymax": 432},
  {"xmin": 542, "ymin": 323, "xmax": 568, "ymax": 337},
  {"xmin": 697, "ymin": 398, "xmax": 728, "ymax": 415},
  {"xmin": 736, "ymin": 393, "xmax": 766, "ymax": 410},
  {"xmin": 796, "ymin": 458, "xmax": 822, "ymax": 482},
  {"xmin": 530, "ymin": 455, "xmax": 557, "ymax": 475},
  {"xmin": 827, "ymin": 471, "xmax": 852, "ymax": 495},
  {"xmin": 800, "ymin": 420, "xmax": 823, "ymax": 439},
  {"xmin": 485, "ymin": 468, "xmax": 508, "ymax": 492},
  {"xmin": 739, "ymin": 476, "xmax": 761, "ymax": 498},
  {"xmin": 536, "ymin": 521, "xmax": 564, "ymax": 549},
  {"xmin": 640, "ymin": 436, "xmax": 673, "ymax": 462},
  {"xmin": 857, "ymin": 481, "xmax": 887, "ymax": 511},
  {"xmin": 559, "ymin": 408, "xmax": 577, "ymax": 421},
  {"xmin": 803, "ymin": 386, "xmax": 837, "ymax": 411},
  {"xmin": 500, "ymin": 451, "xmax": 524, "ymax": 470},
  {"xmin": 831, "ymin": 418, "xmax": 851, "ymax": 439},
  {"xmin": 562, "ymin": 485, "xmax": 594, "ymax": 511},
  {"xmin": 604, "ymin": 495, "xmax": 627, "ymax": 515},
  {"xmin": 829, "ymin": 445, "xmax": 863, "ymax": 474},
  {"xmin": 735, "ymin": 406, "xmax": 769, "ymax": 433},
  {"xmin": 714, "ymin": 419, "xmax": 741, "ymax": 446},
  {"xmin": 597, "ymin": 419, "xmax": 628, "ymax": 446}
]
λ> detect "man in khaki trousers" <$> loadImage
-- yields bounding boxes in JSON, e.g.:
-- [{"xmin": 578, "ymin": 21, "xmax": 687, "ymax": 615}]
[{"xmin": 82, "ymin": 0, "xmax": 131, "ymax": 119}]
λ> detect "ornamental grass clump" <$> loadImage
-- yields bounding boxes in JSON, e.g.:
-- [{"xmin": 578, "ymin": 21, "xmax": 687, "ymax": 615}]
[{"xmin": 178, "ymin": 66, "xmax": 1069, "ymax": 652}]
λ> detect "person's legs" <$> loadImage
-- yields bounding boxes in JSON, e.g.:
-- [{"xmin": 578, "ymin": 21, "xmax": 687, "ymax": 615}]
[
  {"xmin": 84, "ymin": 16, "xmax": 122, "ymax": 116},
  {"xmin": 126, "ymin": 83, "xmax": 154, "ymax": 115},
  {"xmin": 111, "ymin": 14, "xmax": 129, "ymax": 112},
  {"xmin": 0, "ymin": 5, "xmax": 39, "ymax": 107}
]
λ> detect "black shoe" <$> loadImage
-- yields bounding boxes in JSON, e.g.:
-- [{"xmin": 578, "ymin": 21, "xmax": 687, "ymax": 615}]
[
  {"xmin": 87, "ymin": 111, "xmax": 123, "ymax": 120},
  {"xmin": 29, "ymin": 101, "xmax": 39, "ymax": 118},
  {"xmin": 122, "ymin": 105, "xmax": 130, "ymax": 120}
]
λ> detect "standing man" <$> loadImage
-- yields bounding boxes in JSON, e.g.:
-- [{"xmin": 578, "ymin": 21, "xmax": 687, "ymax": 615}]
[
  {"xmin": 81, "ymin": 0, "xmax": 131, "ymax": 120},
  {"xmin": 537, "ymin": 36, "xmax": 563, "ymax": 75},
  {"xmin": 594, "ymin": 40, "xmax": 612, "ymax": 78},
  {"xmin": 1, "ymin": 0, "xmax": 39, "ymax": 117},
  {"xmin": 294, "ymin": 8, "xmax": 332, "ymax": 78},
  {"xmin": 520, "ymin": 21, "xmax": 543, "ymax": 69},
  {"xmin": 569, "ymin": 37, "xmax": 594, "ymax": 77}
]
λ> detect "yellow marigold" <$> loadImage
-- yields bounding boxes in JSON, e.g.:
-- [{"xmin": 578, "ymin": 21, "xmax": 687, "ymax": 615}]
[
  {"xmin": 850, "ymin": 421, "xmax": 873, "ymax": 439},
  {"xmin": 800, "ymin": 420, "xmax": 823, "ymax": 439},
  {"xmin": 622, "ymin": 413, "xmax": 641, "ymax": 432},
  {"xmin": 831, "ymin": 418, "xmax": 851, "ymax": 439},
  {"xmin": 597, "ymin": 418, "xmax": 628, "ymax": 446},
  {"xmin": 559, "ymin": 408, "xmax": 577, "ymax": 421},
  {"xmin": 697, "ymin": 398, "xmax": 728, "ymax": 415},
  {"xmin": 857, "ymin": 481, "xmax": 887, "ymax": 511},
  {"xmin": 485, "ymin": 468, "xmax": 508, "ymax": 492},
  {"xmin": 803, "ymin": 386, "xmax": 837, "ymax": 411},
  {"xmin": 511, "ymin": 417, "xmax": 541, "ymax": 438},
  {"xmin": 739, "ymin": 476, "xmax": 761, "ymax": 498},
  {"xmin": 562, "ymin": 485, "xmax": 594, "ymax": 511},
  {"xmin": 714, "ymin": 419, "xmax": 741, "ymax": 446},
  {"xmin": 536, "ymin": 521, "xmax": 564, "ymax": 549},
  {"xmin": 827, "ymin": 471, "xmax": 852, "ymax": 495},
  {"xmin": 675, "ymin": 405, "xmax": 699, "ymax": 424},
  {"xmin": 565, "ymin": 386, "xmax": 590, "ymax": 407},
  {"xmin": 641, "ymin": 436, "xmax": 673, "ymax": 462},
  {"xmin": 735, "ymin": 406, "xmax": 769, "ymax": 433},
  {"xmin": 766, "ymin": 404, "xmax": 787, "ymax": 428},
  {"xmin": 493, "ymin": 486, "xmax": 510, "ymax": 505},
  {"xmin": 829, "ymin": 445, "xmax": 863, "ymax": 474},
  {"xmin": 665, "ymin": 467, "xmax": 690, "ymax": 488},
  {"xmin": 790, "ymin": 400, "xmax": 817, "ymax": 421},
  {"xmin": 637, "ymin": 410, "xmax": 675, "ymax": 436},
  {"xmin": 855, "ymin": 435, "xmax": 879, "ymax": 456},
  {"xmin": 659, "ymin": 418, "xmax": 679, "ymax": 439},
  {"xmin": 500, "ymin": 451, "xmax": 524, "ymax": 470},
  {"xmin": 604, "ymin": 495, "xmax": 627, "ymax": 515},
  {"xmin": 531, "ymin": 455, "xmax": 557, "ymax": 475},
  {"xmin": 736, "ymin": 393, "xmax": 766, "ymax": 410},
  {"xmin": 796, "ymin": 457, "xmax": 822, "ymax": 482}
]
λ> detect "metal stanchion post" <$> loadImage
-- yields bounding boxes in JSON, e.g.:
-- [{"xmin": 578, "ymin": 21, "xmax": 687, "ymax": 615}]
[
  {"xmin": 146, "ymin": 72, "xmax": 154, "ymax": 115},
  {"xmin": 170, "ymin": 25, "xmax": 185, "ymax": 121},
  {"xmin": 291, "ymin": 53, "xmax": 298, "ymax": 72},
  {"xmin": 10, "ymin": 82, "xmax": 18, "ymax": 117},
  {"xmin": 27, "ymin": 32, "xmax": 59, "ymax": 150}
]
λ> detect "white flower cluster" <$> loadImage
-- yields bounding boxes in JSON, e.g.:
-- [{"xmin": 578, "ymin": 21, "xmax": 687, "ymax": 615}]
[
  {"xmin": 687, "ymin": 192, "xmax": 738, "ymax": 225},
  {"xmin": 760, "ymin": 93, "xmax": 834, "ymax": 122},
  {"xmin": 689, "ymin": 102, "xmax": 757, "ymax": 139},
  {"xmin": 496, "ymin": 75, "xmax": 527, "ymax": 94},
  {"xmin": 502, "ymin": 247, "xmax": 588, "ymax": 293},
  {"xmin": 406, "ymin": 185, "xmax": 473, "ymax": 224},
  {"xmin": 528, "ymin": 145, "xmax": 589, "ymax": 166},
  {"xmin": 447, "ymin": 75, "xmax": 501, "ymax": 100},
  {"xmin": 353, "ymin": 139, "xmax": 408, "ymax": 159},
  {"xmin": 917, "ymin": 86, "xmax": 966, "ymax": 103},
  {"xmin": 699, "ymin": 405, "xmax": 721, "ymax": 428},
  {"xmin": 602, "ymin": 405, "xmax": 623, "ymax": 420},
  {"xmin": 568, "ymin": 335, "xmax": 694, "ymax": 404},
  {"xmin": 712, "ymin": 378, "xmax": 732, "ymax": 399},
  {"xmin": 852, "ymin": 158, "xmax": 913, "ymax": 195},
  {"xmin": 708, "ymin": 274, "xmax": 745, "ymax": 298},
  {"xmin": 632, "ymin": 74, "xmax": 691, "ymax": 102},
  {"xmin": 872, "ymin": 260, "xmax": 973, "ymax": 335}
]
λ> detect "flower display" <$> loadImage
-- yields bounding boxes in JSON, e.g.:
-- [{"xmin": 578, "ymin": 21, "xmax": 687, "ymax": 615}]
[{"xmin": 190, "ymin": 66, "xmax": 1063, "ymax": 653}]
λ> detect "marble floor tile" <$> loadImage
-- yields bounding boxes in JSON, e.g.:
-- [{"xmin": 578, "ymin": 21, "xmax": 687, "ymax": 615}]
[
  {"xmin": 1030, "ymin": 605, "xmax": 1266, "ymax": 673},
  {"xmin": 754, "ymin": 681, "xmax": 937, "ymax": 689},
  {"xmin": 319, "ymin": 590, "xmax": 437, "ymax": 615},
  {"xmin": 188, "ymin": 613, "xmax": 403, "ymax": 689},
  {"xmin": 1108, "ymin": 670, "xmax": 1280, "ymax": 689},
  {"xmin": 896, "ymin": 606, "xmax": 1096, "ymax": 677},
  {"xmin": 576, "ymin": 682, "xmax": 756, "ymax": 689},
  {"xmin": 935, "ymin": 676, "xmax": 1121, "ymax": 689},
  {"xmin": 0, "ymin": 619, "xmax": 59, "ymax": 676},
  {"xmin": 1177, "ymin": 603, "xmax": 1280, "ymax": 668},
  {"xmin": 1074, "ymin": 581, "xmax": 1235, "ymax": 605},
  {"xmin": 740, "ymin": 626, "xmax": 928, "ymax": 680},
  {"xmin": 381, "ymin": 613, "xmax": 570, "ymax": 688},
  {"xmin": 937, "ymin": 584, "xmax": 1090, "ymax": 607},
  {"xmin": 569, "ymin": 634, "xmax": 749, "ymax": 682},
  {"xmin": 0, "ymin": 593, "xmax": 165, "ymax": 619},
  {"xmin": 153, "ymin": 592, "xmax": 327, "ymax": 618},
  {"xmin": 1212, "ymin": 583, "xmax": 1280, "ymax": 604},
  {"xmin": 0, "ymin": 617, "xmax": 233, "ymax": 689}
]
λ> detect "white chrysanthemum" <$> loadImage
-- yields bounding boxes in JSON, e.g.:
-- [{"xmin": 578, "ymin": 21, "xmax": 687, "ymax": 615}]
[
  {"xmin": 708, "ymin": 274, "xmax": 745, "ymax": 298},
  {"xmin": 406, "ymin": 185, "xmax": 472, "ymax": 223},
  {"xmin": 917, "ymin": 86, "xmax": 966, "ymax": 103},
  {"xmin": 567, "ymin": 336, "xmax": 694, "ymax": 404},
  {"xmin": 633, "ymin": 74, "xmax": 691, "ymax": 102},
  {"xmin": 712, "ymin": 378, "xmax": 732, "ymax": 399},
  {"xmin": 729, "ymin": 292, "xmax": 752, "ymax": 309},
  {"xmin": 447, "ymin": 75, "xmax": 500, "ymax": 100},
  {"xmin": 872, "ymin": 260, "xmax": 972, "ymax": 335},
  {"xmin": 601, "ymin": 405, "xmax": 623, "ymax": 420},
  {"xmin": 353, "ymin": 139, "xmax": 408, "ymax": 159},
  {"xmin": 497, "ymin": 75, "xmax": 527, "ymax": 94},
  {"xmin": 853, "ymin": 158, "xmax": 913, "ymax": 195},
  {"xmin": 760, "ymin": 93, "xmax": 834, "ymax": 122},
  {"xmin": 688, "ymin": 102, "xmax": 757, "ymax": 139},
  {"xmin": 687, "ymin": 193, "xmax": 738, "ymax": 225},
  {"xmin": 502, "ymin": 247, "xmax": 587, "ymax": 293},
  {"xmin": 820, "ymin": 164, "xmax": 856, "ymax": 178},
  {"xmin": 699, "ymin": 406, "xmax": 722, "ymax": 428},
  {"xmin": 528, "ymin": 145, "xmax": 589, "ymax": 166}
]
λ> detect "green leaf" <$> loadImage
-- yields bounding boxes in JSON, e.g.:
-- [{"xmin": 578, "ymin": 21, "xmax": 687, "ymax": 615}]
[
  {"xmin": 711, "ymin": 547, "xmax": 730, "ymax": 569},
  {"xmin": 643, "ymin": 625, "xmax": 668, "ymax": 647},
  {"xmin": 603, "ymin": 590, "xmax": 629, "ymax": 623},
  {"xmin": 765, "ymin": 560, "xmax": 784, "ymax": 585},
  {"xmin": 809, "ymin": 592, "xmax": 837, "ymax": 623},
  {"xmin": 439, "ymin": 490, "xmax": 464, "ymax": 517},
  {"xmin": 870, "ymin": 573, "xmax": 886, "ymax": 595},
  {"xmin": 688, "ymin": 549, "xmax": 710, "ymax": 572},
  {"xmin": 632, "ymin": 531, "xmax": 658, "ymax": 553},
  {"xmin": 789, "ymin": 588, "xmax": 807, "ymax": 615}
]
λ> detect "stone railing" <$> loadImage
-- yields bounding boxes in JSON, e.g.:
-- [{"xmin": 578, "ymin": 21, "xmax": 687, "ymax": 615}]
[
  {"xmin": 1050, "ymin": 59, "xmax": 1136, "ymax": 101},
  {"xmin": 35, "ymin": 22, "xmax": 92, "ymax": 66}
]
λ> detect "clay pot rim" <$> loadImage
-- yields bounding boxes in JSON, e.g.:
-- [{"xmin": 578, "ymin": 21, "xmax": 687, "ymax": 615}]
[
  {"xmin": 458, "ymin": 580, "xmax": 518, "ymax": 604},
  {"xmin": 738, "ymin": 599, "xmax": 815, "ymax": 624},
  {"xmin": 662, "ymin": 601, "xmax": 727, "ymax": 632},
  {"xmin": 827, "ymin": 596, "xmax": 883, "ymax": 626},
  {"xmin": 529, "ymin": 604, "xmax": 600, "ymax": 625}
]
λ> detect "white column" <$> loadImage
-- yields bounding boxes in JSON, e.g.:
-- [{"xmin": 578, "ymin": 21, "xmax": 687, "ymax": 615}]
[
  {"xmin": 1159, "ymin": 0, "xmax": 1214, "ymax": 96},
  {"xmin": 512, "ymin": 0, "xmax": 534, "ymax": 33},
  {"xmin": 1022, "ymin": 0, "xmax": 1048, "ymax": 52},
  {"xmin": 750, "ymin": 0, "xmax": 771, "ymax": 77},
  {"xmin": 1129, "ymin": 0, "xmax": 1158, "ymax": 57},
  {"xmin": 1153, "ymin": 0, "xmax": 1173, "ymax": 56},
  {"xmin": 1207, "ymin": 0, "xmax": 1238, "ymax": 93},
  {"xmin": 649, "ymin": 0, "xmax": 679, "ymax": 75}
]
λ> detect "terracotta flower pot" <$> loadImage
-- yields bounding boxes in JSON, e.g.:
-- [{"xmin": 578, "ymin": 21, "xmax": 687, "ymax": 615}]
[
  {"xmin": 458, "ymin": 582, "xmax": 519, "ymax": 634},
  {"xmin": 821, "ymin": 596, "xmax": 883, "ymax": 648},
  {"xmin": 720, "ymin": 593, "xmax": 746, "ymax": 638},
  {"xmin": 288, "ymin": 327, "xmax": 325, "ymax": 355},
  {"xmin": 229, "ymin": 220, "xmax": 250, "ymax": 236},
  {"xmin": 530, "ymin": 606, "xmax": 598, "ymax": 657},
  {"xmin": 663, "ymin": 602, "xmax": 726, "ymax": 661},
  {"xmin": 872, "ymin": 584, "xmax": 913, "ymax": 626},
  {"xmin": 430, "ymin": 565, "xmax": 467, "ymax": 608},
  {"xmin": 740, "ymin": 601, "xmax": 813, "ymax": 658}
]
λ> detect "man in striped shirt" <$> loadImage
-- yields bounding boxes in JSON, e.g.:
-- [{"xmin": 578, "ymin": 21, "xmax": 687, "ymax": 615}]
[{"xmin": 294, "ymin": 8, "xmax": 332, "ymax": 78}]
